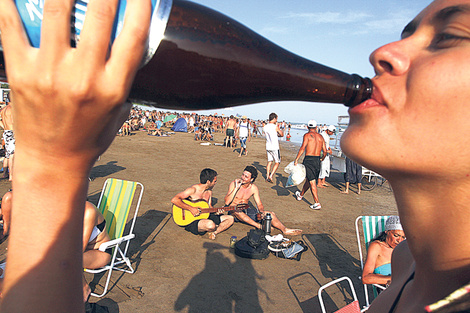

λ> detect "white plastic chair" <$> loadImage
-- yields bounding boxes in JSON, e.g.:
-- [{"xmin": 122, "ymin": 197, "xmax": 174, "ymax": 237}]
[{"xmin": 318, "ymin": 276, "xmax": 362, "ymax": 313}]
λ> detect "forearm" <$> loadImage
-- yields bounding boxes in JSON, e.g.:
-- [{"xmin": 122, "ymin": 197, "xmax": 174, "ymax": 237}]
[
  {"xmin": 224, "ymin": 185, "xmax": 239, "ymax": 205},
  {"xmin": 362, "ymin": 272, "xmax": 391, "ymax": 285},
  {"xmin": 171, "ymin": 197, "xmax": 200, "ymax": 216},
  {"xmin": 224, "ymin": 190, "xmax": 236, "ymax": 205},
  {"xmin": 294, "ymin": 150, "xmax": 304, "ymax": 163},
  {"xmin": 3, "ymin": 152, "xmax": 91, "ymax": 311}
]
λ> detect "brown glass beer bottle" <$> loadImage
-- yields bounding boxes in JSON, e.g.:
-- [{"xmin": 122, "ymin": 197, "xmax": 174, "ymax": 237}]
[
  {"xmin": 131, "ymin": 0, "xmax": 372, "ymax": 109},
  {"xmin": 0, "ymin": 0, "xmax": 372, "ymax": 109}
]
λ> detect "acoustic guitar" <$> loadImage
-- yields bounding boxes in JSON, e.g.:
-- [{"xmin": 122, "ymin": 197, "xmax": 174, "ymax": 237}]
[{"xmin": 172, "ymin": 199, "xmax": 248, "ymax": 226}]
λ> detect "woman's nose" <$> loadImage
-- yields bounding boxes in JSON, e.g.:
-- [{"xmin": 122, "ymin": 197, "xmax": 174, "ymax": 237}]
[{"xmin": 369, "ymin": 39, "xmax": 411, "ymax": 77}]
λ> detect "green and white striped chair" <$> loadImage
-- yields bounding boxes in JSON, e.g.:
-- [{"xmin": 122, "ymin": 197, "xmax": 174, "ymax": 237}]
[
  {"xmin": 85, "ymin": 178, "xmax": 144, "ymax": 297},
  {"xmin": 355, "ymin": 215, "xmax": 391, "ymax": 308}
]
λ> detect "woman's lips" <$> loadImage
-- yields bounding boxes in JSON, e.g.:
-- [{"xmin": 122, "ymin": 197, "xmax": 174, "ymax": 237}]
[{"xmin": 348, "ymin": 83, "xmax": 386, "ymax": 114}]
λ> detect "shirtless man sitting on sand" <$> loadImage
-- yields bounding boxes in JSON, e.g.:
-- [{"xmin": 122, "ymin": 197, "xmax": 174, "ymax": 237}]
[
  {"xmin": 225, "ymin": 165, "xmax": 302, "ymax": 236},
  {"xmin": 172, "ymin": 168, "xmax": 234, "ymax": 240}
]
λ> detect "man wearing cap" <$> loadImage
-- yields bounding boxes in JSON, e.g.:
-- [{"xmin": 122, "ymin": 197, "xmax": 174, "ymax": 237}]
[
  {"xmin": 318, "ymin": 125, "xmax": 335, "ymax": 188},
  {"xmin": 294, "ymin": 120, "xmax": 327, "ymax": 210}
]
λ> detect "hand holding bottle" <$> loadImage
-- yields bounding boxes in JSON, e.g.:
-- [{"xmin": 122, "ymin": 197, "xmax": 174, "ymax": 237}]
[
  {"xmin": 235, "ymin": 179, "xmax": 243, "ymax": 188},
  {"xmin": 1, "ymin": 0, "xmax": 151, "ymax": 168},
  {"xmin": 0, "ymin": 0, "xmax": 152, "ymax": 310}
]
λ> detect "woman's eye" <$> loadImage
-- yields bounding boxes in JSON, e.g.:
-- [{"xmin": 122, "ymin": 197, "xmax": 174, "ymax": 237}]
[{"xmin": 432, "ymin": 33, "xmax": 466, "ymax": 49}]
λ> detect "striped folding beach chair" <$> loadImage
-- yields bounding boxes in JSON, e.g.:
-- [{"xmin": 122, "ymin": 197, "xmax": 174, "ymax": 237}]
[
  {"xmin": 85, "ymin": 178, "xmax": 144, "ymax": 297},
  {"xmin": 355, "ymin": 215, "xmax": 391, "ymax": 308}
]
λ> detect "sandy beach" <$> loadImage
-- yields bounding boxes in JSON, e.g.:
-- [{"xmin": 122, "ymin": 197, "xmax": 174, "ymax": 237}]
[{"xmin": 0, "ymin": 128, "xmax": 397, "ymax": 312}]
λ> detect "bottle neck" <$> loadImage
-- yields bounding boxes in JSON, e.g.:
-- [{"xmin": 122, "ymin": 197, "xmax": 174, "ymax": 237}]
[{"xmin": 344, "ymin": 75, "xmax": 373, "ymax": 107}]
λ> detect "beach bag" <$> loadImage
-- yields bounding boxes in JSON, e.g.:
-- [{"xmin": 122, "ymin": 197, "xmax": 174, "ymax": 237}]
[
  {"xmin": 284, "ymin": 161, "xmax": 306, "ymax": 187},
  {"xmin": 234, "ymin": 229, "xmax": 270, "ymax": 260},
  {"xmin": 268, "ymin": 240, "xmax": 308, "ymax": 261},
  {"xmin": 85, "ymin": 302, "xmax": 109, "ymax": 313}
]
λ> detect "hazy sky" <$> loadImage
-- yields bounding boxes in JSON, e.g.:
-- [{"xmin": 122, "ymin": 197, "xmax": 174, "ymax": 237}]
[{"xmin": 159, "ymin": 0, "xmax": 432, "ymax": 125}]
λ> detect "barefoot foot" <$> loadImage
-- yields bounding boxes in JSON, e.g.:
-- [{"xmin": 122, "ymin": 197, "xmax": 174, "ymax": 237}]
[{"xmin": 283, "ymin": 228, "xmax": 302, "ymax": 236}]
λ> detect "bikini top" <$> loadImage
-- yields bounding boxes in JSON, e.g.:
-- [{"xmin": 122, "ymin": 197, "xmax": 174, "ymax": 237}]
[{"xmin": 374, "ymin": 263, "xmax": 392, "ymax": 276}]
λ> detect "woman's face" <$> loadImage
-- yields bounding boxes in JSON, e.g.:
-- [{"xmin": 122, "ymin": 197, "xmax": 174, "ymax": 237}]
[
  {"xmin": 341, "ymin": 0, "xmax": 470, "ymax": 179},
  {"xmin": 386, "ymin": 230, "xmax": 406, "ymax": 249}
]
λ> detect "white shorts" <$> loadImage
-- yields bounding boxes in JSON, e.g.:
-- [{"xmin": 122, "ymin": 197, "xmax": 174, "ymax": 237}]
[
  {"xmin": 2, "ymin": 130, "xmax": 15, "ymax": 159},
  {"xmin": 319, "ymin": 156, "xmax": 330, "ymax": 179},
  {"xmin": 266, "ymin": 150, "xmax": 281, "ymax": 163}
]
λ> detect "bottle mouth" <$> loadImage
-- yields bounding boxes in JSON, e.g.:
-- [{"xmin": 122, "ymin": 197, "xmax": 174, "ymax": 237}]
[
  {"xmin": 344, "ymin": 74, "xmax": 373, "ymax": 108},
  {"xmin": 142, "ymin": 0, "xmax": 174, "ymax": 67}
]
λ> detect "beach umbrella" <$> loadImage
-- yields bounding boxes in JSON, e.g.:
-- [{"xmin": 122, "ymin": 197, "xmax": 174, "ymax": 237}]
[{"xmin": 163, "ymin": 114, "xmax": 177, "ymax": 123}]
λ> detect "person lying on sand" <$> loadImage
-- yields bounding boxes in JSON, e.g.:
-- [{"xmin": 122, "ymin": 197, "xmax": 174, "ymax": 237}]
[{"xmin": 225, "ymin": 166, "xmax": 302, "ymax": 236}]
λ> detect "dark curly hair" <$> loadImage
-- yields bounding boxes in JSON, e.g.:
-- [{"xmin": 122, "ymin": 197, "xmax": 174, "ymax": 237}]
[
  {"xmin": 200, "ymin": 168, "xmax": 217, "ymax": 184},
  {"xmin": 244, "ymin": 166, "xmax": 258, "ymax": 182}
]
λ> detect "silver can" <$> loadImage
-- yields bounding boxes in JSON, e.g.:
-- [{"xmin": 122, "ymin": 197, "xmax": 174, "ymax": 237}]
[{"xmin": 230, "ymin": 236, "xmax": 237, "ymax": 248}]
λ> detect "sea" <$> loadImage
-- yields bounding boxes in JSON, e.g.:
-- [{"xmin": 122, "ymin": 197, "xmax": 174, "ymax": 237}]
[{"xmin": 276, "ymin": 125, "xmax": 340, "ymax": 150}]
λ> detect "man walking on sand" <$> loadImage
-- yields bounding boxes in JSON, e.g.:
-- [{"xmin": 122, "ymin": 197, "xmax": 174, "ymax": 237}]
[
  {"xmin": 238, "ymin": 116, "xmax": 251, "ymax": 157},
  {"xmin": 0, "ymin": 103, "xmax": 14, "ymax": 181},
  {"xmin": 171, "ymin": 168, "xmax": 234, "ymax": 240},
  {"xmin": 225, "ymin": 165, "xmax": 302, "ymax": 236},
  {"xmin": 264, "ymin": 112, "xmax": 284, "ymax": 183},
  {"xmin": 224, "ymin": 115, "xmax": 237, "ymax": 148},
  {"xmin": 340, "ymin": 157, "xmax": 362, "ymax": 195},
  {"xmin": 294, "ymin": 120, "xmax": 326, "ymax": 210}
]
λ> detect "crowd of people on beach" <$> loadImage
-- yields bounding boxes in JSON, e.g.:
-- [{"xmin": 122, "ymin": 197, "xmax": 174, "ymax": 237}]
[
  {"xmin": 117, "ymin": 106, "xmax": 365, "ymax": 214},
  {"xmin": 118, "ymin": 107, "xmax": 272, "ymax": 145}
]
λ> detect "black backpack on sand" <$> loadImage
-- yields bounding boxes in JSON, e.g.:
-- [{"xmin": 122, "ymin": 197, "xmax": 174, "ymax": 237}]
[{"xmin": 234, "ymin": 228, "xmax": 270, "ymax": 260}]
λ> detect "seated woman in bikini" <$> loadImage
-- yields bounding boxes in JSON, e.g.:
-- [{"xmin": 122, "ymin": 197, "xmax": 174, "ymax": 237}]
[
  {"xmin": 362, "ymin": 216, "xmax": 405, "ymax": 287},
  {"xmin": 82, "ymin": 201, "xmax": 111, "ymax": 302},
  {"xmin": 0, "ymin": 196, "xmax": 110, "ymax": 301}
]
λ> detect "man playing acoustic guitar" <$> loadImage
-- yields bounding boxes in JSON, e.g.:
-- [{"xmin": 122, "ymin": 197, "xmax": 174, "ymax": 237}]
[
  {"xmin": 225, "ymin": 166, "xmax": 302, "ymax": 236},
  {"xmin": 171, "ymin": 168, "xmax": 234, "ymax": 240}
]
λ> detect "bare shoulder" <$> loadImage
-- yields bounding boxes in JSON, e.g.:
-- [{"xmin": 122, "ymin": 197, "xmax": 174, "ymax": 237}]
[
  {"xmin": 189, "ymin": 184, "xmax": 204, "ymax": 195},
  {"xmin": 250, "ymin": 183, "xmax": 259, "ymax": 192},
  {"xmin": 369, "ymin": 240, "xmax": 383, "ymax": 250},
  {"xmin": 175, "ymin": 184, "xmax": 199, "ymax": 200},
  {"xmin": 303, "ymin": 132, "xmax": 313, "ymax": 141}
]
